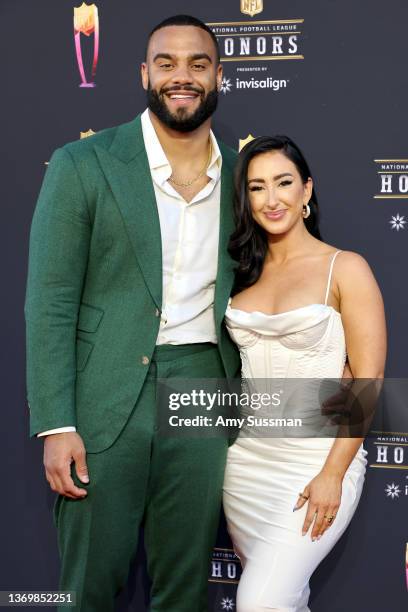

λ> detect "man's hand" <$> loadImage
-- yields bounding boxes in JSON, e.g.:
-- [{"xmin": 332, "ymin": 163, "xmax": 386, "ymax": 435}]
[
  {"xmin": 321, "ymin": 360, "xmax": 354, "ymax": 421},
  {"xmin": 341, "ymin": 361, "xmax": 353, "ymax": 380},
  {"xmin": 43, "ymin": 432, "xmax": 89, "ymax": 499}
]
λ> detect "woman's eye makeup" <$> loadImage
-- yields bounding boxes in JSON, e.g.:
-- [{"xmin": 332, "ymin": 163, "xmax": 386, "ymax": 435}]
[{"xmin": 248, "ymin": 180, "xmax": 293, "ymax": 191}]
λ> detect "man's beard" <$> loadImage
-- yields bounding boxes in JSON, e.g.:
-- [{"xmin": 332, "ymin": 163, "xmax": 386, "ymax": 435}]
[{"xmin": 147, "ymin": 83, "xmax": 218, "ymax": 133}]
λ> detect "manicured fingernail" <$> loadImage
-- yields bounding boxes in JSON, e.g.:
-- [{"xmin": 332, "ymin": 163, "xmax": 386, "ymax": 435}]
[
  {"xmin": 317, "ymin": 535, "xmax": 322, "ymax": 540},
  {"xmin": 293, "ymin": 505, "xmax": 299, "ymax": 512},
  {"xmin": 312, "ymin": 537, "xmax": 316, "ymax": 542}
]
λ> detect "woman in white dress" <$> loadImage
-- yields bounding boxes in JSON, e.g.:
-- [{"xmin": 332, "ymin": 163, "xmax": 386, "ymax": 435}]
[{"xmin": 223, "ymin": 135, "xmax": 386, "ymax": 611}]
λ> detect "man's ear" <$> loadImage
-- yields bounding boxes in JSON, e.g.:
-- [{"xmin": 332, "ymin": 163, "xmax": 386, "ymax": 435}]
[
  {"xmin": 141, "ymin": 62, "xmax": 149, "ymax": 91},
  {"xmin": 216, "ymin": 63, "xmax": 223, "ymax": 91}
]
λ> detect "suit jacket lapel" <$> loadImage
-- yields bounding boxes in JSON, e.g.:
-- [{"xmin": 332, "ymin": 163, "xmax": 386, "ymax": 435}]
[
  {"xmin": 94, "ymin": 116, "xmax": 162, "ymax": 310},
  {"xmin": 94, "ymin": 115, "xmax": 236, "ymax": 323},
  {"xmin": 214, "ymin": 148, "xmax": 236, "ymax": 330}
]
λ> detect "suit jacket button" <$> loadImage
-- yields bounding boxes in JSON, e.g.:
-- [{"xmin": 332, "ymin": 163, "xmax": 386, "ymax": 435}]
[
  {"xmin": 142, "ymin": 355, "xmax": 150, "ymax": 365},
  {"xmin": 155, "ymin": 308, "xmax": 160, "ymax": 317}
]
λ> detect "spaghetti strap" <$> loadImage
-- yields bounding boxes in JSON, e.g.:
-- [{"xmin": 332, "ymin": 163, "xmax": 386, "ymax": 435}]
[{"xmin": 324, "ymin": 250, "xmax": 342, "ymax": 305}]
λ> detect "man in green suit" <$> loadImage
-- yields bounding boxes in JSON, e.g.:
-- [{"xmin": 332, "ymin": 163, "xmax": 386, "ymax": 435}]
[{"xmin": 25, "ymin": 14, "xmax": 240, "ymax": 612}]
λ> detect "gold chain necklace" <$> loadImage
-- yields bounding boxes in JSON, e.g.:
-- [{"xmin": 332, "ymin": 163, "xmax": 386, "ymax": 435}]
[{"xmin": 169, "ymin": 139, "xmax": 212, "ymax": 188}]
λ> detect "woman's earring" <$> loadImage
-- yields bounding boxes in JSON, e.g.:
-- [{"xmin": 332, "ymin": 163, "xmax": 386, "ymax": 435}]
[{"xmin": 302, "ymin": 203, "xmax": 311, "ymax": 219}]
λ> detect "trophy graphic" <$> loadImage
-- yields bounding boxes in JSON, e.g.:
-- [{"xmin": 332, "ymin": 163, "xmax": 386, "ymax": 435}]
[
  {"xmin": 406, "ymin": 543, "xmax": 408, "ymax": 590},
  {"xmin": 239, "ymin": 134, "xmax": 255, "ymax": 152},
  {"xmin": 80, "ymin": 129, "xmax": 96, "ymax": 139},
  {"xmin": 74, "ymin": 2, "xmax": 100, "ymax": 88}
]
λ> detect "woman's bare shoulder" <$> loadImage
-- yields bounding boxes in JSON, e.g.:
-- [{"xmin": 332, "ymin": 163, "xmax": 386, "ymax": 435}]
[
  {"xmin": 330, "ymin": 250, "xmax": 380, "ymax": 300},
  {"xmin": 333, "ymin": 250, "xmax": 373, "ymax": 275}
]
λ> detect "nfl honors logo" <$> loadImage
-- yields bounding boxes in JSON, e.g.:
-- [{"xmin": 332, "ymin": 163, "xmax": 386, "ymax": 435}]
[
  {"xmin": 373, "ymin": 159, "xmax": 408, "ymax": 199},
  {"xmin": 240, "ymin": 0, "xmax": 264, "ymax": 17}
]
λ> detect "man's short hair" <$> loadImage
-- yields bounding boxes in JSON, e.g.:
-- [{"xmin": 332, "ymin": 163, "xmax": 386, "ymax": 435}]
[{"xmin": 146, "ymin": 14, "xmax": 221, "ymax": 64}]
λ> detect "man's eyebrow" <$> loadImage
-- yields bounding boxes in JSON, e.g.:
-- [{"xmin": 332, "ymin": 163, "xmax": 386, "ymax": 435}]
[
  {"xmin": 189, "ymin": 53, "xmax": 213, "ymax": 64},
  {"xmin": 152, "ymin": 53, "xmax": 174, "ymax": 62},
  {"xmin": 152, "ymin": 53, "xmax": 213, "ymax": 64}
]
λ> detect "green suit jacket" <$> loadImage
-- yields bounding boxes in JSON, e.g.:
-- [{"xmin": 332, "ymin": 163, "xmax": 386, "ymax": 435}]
[{"xmin": 24, "ymin": 114, "xmax": 240, "ymax": 452}]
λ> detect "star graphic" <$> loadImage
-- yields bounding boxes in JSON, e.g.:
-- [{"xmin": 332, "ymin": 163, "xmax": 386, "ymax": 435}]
[
  {"xmin": 220, "ymin": 596, "xmax": 235, "ymax": 610},
  {"xmin": 220, "ymin": 77, "xmax": 233, "ymax": 95},
  {"xmin": 389, "ymin": 214, "xmax": 406, "ymax": 231},
  {"xmin": 385, "ymin": 482, "xmax": 401, "ymax": 499}
]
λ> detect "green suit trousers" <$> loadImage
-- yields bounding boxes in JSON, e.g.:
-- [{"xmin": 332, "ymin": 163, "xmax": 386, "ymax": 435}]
[{"xmin": 53, "ymin": 342, "xmax": 228, "ymax": 612}]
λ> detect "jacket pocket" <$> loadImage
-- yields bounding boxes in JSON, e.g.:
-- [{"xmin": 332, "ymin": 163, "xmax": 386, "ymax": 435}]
[
  {"xmin": 77, "ymin": 303, "xmax": 104, "ymax": 333},
  {"xmin": 76, "ymin": 338, "xmax": 94, "ymax": 371}
]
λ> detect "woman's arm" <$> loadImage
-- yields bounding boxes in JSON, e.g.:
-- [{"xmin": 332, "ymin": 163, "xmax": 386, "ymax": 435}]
[
  {"xmin": 337, "ymin": 251, "xmax": 386, "ymax": 379},
  {"xmin": 323, "ymin": 251, "xmax": 386, "ymax": 470},
  {"xmin": 296, "ymin": 251, "xmax": 387, "ymax": 540}
]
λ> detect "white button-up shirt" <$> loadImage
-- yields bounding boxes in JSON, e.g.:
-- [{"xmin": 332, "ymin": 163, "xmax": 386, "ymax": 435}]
[
  {"xmin": 37, "ymin": 108, "xmax": 222, "ymax": 436},
  {"xmin": 141, "ymin": 108, "xmax": 221, "ymax": 345}
]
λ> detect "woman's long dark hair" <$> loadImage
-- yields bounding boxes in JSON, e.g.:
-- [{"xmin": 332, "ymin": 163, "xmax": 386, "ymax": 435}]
[{"xmin": 229, "ymin": 135, "xmax": 322, "ymax": 294}]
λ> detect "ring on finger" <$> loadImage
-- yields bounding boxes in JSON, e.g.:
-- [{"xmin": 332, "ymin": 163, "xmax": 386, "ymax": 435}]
[
  {"xmin": 298, "ymin": 492, "xmax": 309, "ymax": 500},
  {"xmin": 324, "ymin": 514, "xmax": 335, "ymax": 524}
]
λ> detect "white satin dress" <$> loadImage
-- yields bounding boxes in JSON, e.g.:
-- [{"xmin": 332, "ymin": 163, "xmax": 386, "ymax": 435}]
[{"xmin": 223, "ymin": 251, "xmax": 367, "ymax": 612}]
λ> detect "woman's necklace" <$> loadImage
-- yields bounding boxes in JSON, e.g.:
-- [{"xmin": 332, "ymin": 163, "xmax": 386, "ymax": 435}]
[{"xmin": 169, "ymin": 139, "xmax": 212, "ymax": 188}]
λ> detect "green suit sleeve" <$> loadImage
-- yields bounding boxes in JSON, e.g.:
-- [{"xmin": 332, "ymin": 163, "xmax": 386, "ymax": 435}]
[{"xmin": 24, "ymin": 146, "xmax": 91, "ymax": 437}]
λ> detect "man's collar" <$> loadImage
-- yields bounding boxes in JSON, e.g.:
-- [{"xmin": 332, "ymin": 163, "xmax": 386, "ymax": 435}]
[{"xmin": 141, "ymin": 108, "xmax": 222, "ymax": 178}]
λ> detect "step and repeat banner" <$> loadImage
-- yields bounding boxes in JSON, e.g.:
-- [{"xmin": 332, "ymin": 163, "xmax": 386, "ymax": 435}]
[{"xmin": 2, "ymin": 1, "xmax": 407, "ymax": 611}]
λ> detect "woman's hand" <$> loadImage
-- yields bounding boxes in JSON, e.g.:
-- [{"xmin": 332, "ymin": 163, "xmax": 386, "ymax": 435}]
[{"xmin": 294, "ymin": 470, "xmax": 343, "ymax": 540}]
